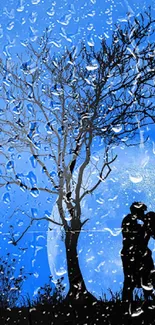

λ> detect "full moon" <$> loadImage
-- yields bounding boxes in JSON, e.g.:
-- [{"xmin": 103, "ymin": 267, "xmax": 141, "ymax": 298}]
[{"xmin": 47, "ymin": 142, "xmax": 155, "ymax": 298}]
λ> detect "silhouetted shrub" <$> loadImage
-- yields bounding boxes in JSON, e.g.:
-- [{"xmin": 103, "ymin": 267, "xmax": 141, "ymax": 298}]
[
  {"xmin": 0, "ymin": 253, "xmax": 27, "ymax": 308},
  {"xmin": 32, "ymin": 276, "xmax": 65, "ymax": 306}
]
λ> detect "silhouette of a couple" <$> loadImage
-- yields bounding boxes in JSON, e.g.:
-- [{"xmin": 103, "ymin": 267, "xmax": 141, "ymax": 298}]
[{"xmin": 121, "ymin": 202, "xmax": 155, "ymax": 314}]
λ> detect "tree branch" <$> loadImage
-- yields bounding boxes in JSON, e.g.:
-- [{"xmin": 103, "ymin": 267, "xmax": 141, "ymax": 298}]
[
  {"xmin": 9, "ymin": 208, "xmax": 63, "ymax": 246},
  {"xmin": 80, "ymin": 153, "xmax": 117, "ymax": 201}
]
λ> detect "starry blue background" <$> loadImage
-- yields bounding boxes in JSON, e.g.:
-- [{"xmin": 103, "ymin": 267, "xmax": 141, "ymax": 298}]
[{"xmin": 0, "ymin": 0, "xmax": 155, "ymax": 300}]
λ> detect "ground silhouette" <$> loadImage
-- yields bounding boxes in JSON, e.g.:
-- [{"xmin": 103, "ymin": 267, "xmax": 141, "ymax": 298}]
[{"xmin": 1, "ymin": 294, "xmax": 155, "ymax": 324}]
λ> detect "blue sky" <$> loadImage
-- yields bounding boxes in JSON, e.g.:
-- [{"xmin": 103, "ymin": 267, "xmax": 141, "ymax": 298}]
[{"xmin": 0, "ymin": 0, "xmax": 155, "ymax": 300}]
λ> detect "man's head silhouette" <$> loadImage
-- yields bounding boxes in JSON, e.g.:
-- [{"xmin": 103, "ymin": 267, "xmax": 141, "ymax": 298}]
[{"xmin": 130, "ymin": 202, "xmax": 147, "ymax": 219}]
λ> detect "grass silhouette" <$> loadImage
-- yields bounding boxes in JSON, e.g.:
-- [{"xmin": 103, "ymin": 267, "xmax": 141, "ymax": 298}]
[
  {"xmin": 1, "ymin": 255, "xmax": 155, "ymax": 324},
  {"xmin": 1, "ymin": 287, "xmax": 155, "ymax": 324}
]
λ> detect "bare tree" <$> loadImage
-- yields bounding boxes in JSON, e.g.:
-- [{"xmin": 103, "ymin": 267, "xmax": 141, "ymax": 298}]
[{"xmin": 0, "ymin": 9, "xmax": 155, "ymax": 302}]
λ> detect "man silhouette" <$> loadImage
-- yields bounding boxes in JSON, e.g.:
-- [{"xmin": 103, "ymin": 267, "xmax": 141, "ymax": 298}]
[{"xmin": 121, "ymin": 202, "xmax": 155, "ymax": 313}]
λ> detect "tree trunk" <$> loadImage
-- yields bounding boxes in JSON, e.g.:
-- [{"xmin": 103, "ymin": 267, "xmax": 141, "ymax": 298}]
[{"xmin": 65, "ymin": 229, "xmax": 96, "ymax": 303}]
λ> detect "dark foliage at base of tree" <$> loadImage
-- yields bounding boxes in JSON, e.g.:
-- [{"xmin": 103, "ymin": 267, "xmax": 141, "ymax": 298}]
[
  {"xmin": 0, "ymin": 254, "xmax": 27, "ymax": 308},
  {"xmin": 0, "ymin": 259, "xmax": 155, "ymax": 324},
  {"xmin": 30, "ymin": 276, "xmax": 65, "ymax": 307},
  {"xmin": 1, "ymin": 296, "xmax": 155, "ymax": 325}
]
